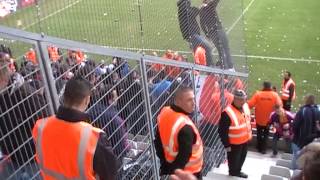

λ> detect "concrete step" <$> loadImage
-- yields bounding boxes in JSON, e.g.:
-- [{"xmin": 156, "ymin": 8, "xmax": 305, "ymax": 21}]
[{"xmin": 204, "ymin": 172, "xmax": 244, "ymax": 180}]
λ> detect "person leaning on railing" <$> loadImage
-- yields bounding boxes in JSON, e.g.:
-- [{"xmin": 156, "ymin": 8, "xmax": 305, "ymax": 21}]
[{"xmin": 32, "ymin": 76, "xmax": 118, "ymax": 180}]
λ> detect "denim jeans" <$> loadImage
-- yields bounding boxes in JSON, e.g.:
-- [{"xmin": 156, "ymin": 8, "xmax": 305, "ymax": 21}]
[
  {"xmin": 272, "ymin": 133, "xmax": 291, "ymax": 155},
  {"xmin": 291, "ymin": 143, "xmax": 301, "ymax": 170}
]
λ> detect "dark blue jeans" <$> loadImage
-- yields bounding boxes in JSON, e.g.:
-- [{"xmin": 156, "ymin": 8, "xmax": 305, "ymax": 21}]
[{"xmin": 272, "ymin": 133, "xmax": 291, "ymax": 155}]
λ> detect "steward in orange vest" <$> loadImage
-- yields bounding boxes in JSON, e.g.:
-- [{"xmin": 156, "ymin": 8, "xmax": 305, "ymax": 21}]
[
  {"xmin": 25, "ymin": 48, "xmax": 38, "ymax": 65},
  {"xmin": 281, "ymin": 71, "xmax": 296, "ymax": 111},
  {"xmin": 154, "ymin": 86, "xmax": 203, "ymax": 179},
  {"xmin": 248, "ymin": 81, "xmax": 282, "ymax": 154},
  {"xmin": 218, "ymin": 89, "xmax": 251, "ymax": 178},
  {"xmin": 47, "ymin": 46, "xmax": 60, "ymax": 63},
  {"xmin": 32, "ymin": 77, "xmax": 118, "ymax": 180}
]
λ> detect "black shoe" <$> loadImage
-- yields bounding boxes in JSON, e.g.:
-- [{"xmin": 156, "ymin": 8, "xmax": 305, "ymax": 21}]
[
  {"xmin": 260, "ymin": 150, "xmax": 266, "ymax": 154},
  {"xmin": 229, "ymin": 172, "xmax": 248, "ymax": 179},
  {"xmin": 239, "ymin": 172, "xmax": 248, "ymax": 178}
]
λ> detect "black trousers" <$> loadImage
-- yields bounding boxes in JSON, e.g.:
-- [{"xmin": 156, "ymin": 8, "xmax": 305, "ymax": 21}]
[
  {"xmin": 227, "ymin": 143, "xmax": 248, "ymax": 175},
  {"xmin": 256, "ymin": 125, "xmax": 269, "ymax": 152},
  {"xmin": 207, "ymin": 25, "xmax": 233, "ymax": 69},
  {"xmin": 282, "ymin": 99, "xmax": 291, "ymax": 111}
]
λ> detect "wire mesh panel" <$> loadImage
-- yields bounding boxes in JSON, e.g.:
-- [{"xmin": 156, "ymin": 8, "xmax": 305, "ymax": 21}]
[
  {"xmin": 0, "ymin": 38, "xmax": 52, "ymax": 180},
  {"xmin": 44, "ymin": 44, "xmax": 157, "ymax": 180}
]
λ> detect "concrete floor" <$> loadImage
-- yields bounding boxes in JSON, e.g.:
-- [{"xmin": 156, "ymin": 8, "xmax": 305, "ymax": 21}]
[{"xmin": 205, "ymin": 151, "xmax": 279, "ymax": 180}]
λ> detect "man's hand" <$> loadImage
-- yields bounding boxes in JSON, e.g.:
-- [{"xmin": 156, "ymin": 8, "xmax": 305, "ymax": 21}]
[{"xmin": 169, "ymin": 169, "xmax": 197, "ymax": 180}]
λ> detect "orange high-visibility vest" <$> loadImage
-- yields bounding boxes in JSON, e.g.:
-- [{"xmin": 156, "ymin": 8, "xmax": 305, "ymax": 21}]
[
  {"xmin": 157, "ymin": 106, "xmax": 203, "ymax": 173},
  {"xmin": 165, "ymin": 54, "xmax": 183, "ymax": 78},
  {"xmin": 32, "ymin": 116, "xmax": 103, "ymax": 180},
  {"xmin": 194, "ymin": 46, "xmax": 206, "ymax": 66},
  {"xmin": 281, "ymin": 78, "xmax": 296, "ymax": 101},
  {"xmin": 48, "ymin": 47, "xmax": 60, "ymax": 62},
  {"xmin": 248, "ymin": 90, "xmax": 282, "ymax": 126},
  {"xmin": 224, "ymin": 103, "xmax": 252, "ymax": 145},
  {"xmin": 25, "ymin": 50, "xmax": 38, "ymax": 65},
  {"xmin": 76, "ymin": 51, "xmax": 85, "ymax": 64}
]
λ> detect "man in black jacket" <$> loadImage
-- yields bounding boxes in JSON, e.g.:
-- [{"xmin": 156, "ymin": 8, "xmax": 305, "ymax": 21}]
[
  {"xmin": 199, "ymin": 0, "xmax": 233, "ymax": 69},
  {"xmin": 292, "ymin": 94, "xmax": 320, "ymax": 169},
  {"xmin": 32, "ymin": 77, "xmax": 118, "ymax": 180},
  {"xmin": 177, "ymin": 0, "xmax": 214, "ymax": 67},
  {"xmin": 154, "ymin": 86, "xmax": 203, "ymax": 179},
  {"xmin": 218, "ymin": 90, "xmax": 250, "ymax": 178}
]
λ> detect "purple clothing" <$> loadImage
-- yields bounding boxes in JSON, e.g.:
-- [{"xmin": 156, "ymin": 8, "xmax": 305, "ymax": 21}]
[{"xmin": 269, "ymin": 111, "xmax": 295, "ymax": 137}]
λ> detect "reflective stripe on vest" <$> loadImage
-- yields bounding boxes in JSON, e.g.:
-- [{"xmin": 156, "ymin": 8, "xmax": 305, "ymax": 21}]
[
  {"xmin": 281, "ymin": 79, "xmax": 295, "ymax": 100},
  {"xmin": 225, "ymin": 103, "xmax": 252, "ymax": 145},
  {"xmin": 36, "ymin": 118, "xmax": 93, "ymax": 180}
]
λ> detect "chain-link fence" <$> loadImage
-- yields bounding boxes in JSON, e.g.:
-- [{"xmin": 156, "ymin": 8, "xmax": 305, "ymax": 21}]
[
  {"xmin": 0, "ymin": 0, "xmax": 246, "ymax": 73},
  {"xmin": 0, "ymin": 25, "xmax": 248, "ymax": 179}
]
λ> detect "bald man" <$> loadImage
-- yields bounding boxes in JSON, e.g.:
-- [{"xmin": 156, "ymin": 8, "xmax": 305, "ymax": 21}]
[{"xmin": 155, "ymin": 86, "xmax": 204, "ymax": 179}]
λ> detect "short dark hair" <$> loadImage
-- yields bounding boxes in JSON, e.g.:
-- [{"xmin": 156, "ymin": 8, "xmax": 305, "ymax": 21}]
[
  {"xmin": 75, "ymin": 65, "xmax": 96, "ymax": 82},
  {"xmin": 63, "ymin": 77, "xmax": 92, "ymax": 106},
  {"xmin": 303, "ymin": 151, "xmax": 320, "ymax": 180},
  {"xmin": 263, "ymin": 81, "xmax": 272, "ymax": 89},
  {"xmin": 174, "ymin": 86, "xmax": 193, "ymax": 101},
  {"xmin": 286, "ymin": 71, "xmax": 291, "ymax": 77}
]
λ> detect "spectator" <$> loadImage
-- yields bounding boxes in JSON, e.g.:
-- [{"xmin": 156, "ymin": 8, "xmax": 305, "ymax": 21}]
[
  {"xmin": 291, "ymin": 142, "xmax": 320, "ymax": 180},
  {"xmin": 88, "ymin": 85, "xmax": 129, "ymax": 161},
  {"xmin": 55, "ymin": 63, "xmax": 73, "ymax": 94},
  {"xmin": 150, "ymin": 71, "xmax": 172, "ymax": 98},
  {"xmin": 248, "ymin": 81, "xmax": 282, "ymax": 154},
  {"xmin": 292, "ymin": 94, "xmax": 320, "ymax": 169},
  {"xmin": 24, "ymin": 48, "xmax": 38, "ymax": 65},
  {"xmin": 32, "ymin": 77, "xmax": 118, "ymax": 180},
  {"xmin": 269, "ymin": 104, "xmax": 295, "ymax": 157},
  {"xmin": 176, "ymin": 0, "xmax": 214, "ymax": 66},
  {"xmin": 117, "ymin": 70, "xmax": 147, "ymax": 135},
  {"xmin": 199, "ymin": 0, "xmax": 233, "ymax": 69},
  {"xmin": 75, "ymin": 64, "xmax": 98, "ymax": 86},
  {"xmin": 0, "ymin": 55, "xmax": 48, "ymax": 179}
]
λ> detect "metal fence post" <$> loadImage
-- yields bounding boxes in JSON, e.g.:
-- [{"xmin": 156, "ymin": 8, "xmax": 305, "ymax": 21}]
[
  {"xmin": 36, "ymin": 41, "xmax": 60, "ymax": 111},
  {"xmin": 219, "ymin": 73, "xmax": 226, "ymax": 110},
  {"xmin": 139, "ymin": 56, "xmax": 160, "ymax": 180},
  {"xmin": 191, "ymin": 67, "xmax": 200, "ymax": 128}
]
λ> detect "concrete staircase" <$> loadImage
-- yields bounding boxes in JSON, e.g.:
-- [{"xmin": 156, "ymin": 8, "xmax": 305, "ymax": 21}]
[{"xmin": 203, "ymin": 151, "xmax": 278, "ymax": 180}]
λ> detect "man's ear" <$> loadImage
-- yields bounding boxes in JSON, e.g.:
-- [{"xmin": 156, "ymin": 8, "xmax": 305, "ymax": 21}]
[{"xmin": 85, "ymin": 95, "xmax": 91, "ymax": 107}]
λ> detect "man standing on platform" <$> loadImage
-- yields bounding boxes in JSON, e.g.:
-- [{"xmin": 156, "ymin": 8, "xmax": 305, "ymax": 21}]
[
  {"xmin": 219, "ymin": 89, "xmax": 252, "ymax": 178},
  {"xmin": 281, "ymin": 71, "xmax": 296, "ymax": 111},
  {"xmin": 155, "ymin": 86, "xmax": 204, "ymax": 179}
]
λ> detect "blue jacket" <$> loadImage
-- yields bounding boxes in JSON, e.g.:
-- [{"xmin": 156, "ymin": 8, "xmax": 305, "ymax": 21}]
[{"xmin": 293, "ymin": 104, "xmax": 320, "ymax": 148}]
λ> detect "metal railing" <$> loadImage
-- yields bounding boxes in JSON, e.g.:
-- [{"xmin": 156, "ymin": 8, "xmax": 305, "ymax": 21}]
[{"xmin": 0, "ymin": 25, "xmax": 248, "ymax": 180}]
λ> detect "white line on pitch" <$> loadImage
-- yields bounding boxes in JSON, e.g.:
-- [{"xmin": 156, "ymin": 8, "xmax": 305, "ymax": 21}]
[
  {"xmin": 22, "ymin": 0, "xmax": 82, "ymax": 30},
  {"xmin": 226, "ymin": 0, "xmax": 256, "ymax": 34},
  {"xmin": 233, "ymin": 54, "xmax": 320, "ymax": 62}
]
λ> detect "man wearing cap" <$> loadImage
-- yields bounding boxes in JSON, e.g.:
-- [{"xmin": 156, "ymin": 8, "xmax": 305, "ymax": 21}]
[{"xmin": 218, "ymin": 89, "xmax": 252, "ymax": 178}]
